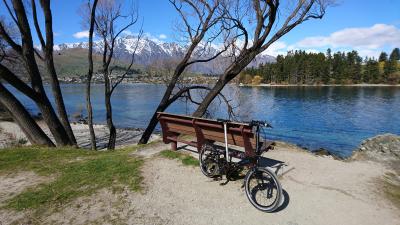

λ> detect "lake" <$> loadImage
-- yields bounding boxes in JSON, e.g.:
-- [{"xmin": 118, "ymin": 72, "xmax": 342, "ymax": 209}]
[{"xmin": 9, "ymin": 84, "xmax": 400, "ymax": 158}]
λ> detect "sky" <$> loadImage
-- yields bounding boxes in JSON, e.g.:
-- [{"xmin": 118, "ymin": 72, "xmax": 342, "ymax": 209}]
[{"xmin": 1, "ymin": 0, "xmax": 400, "ymax": 58}]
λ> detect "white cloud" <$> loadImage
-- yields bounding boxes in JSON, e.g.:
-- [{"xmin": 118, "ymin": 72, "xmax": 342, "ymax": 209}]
[
  {"xmin": 122, "ymin": 30, "xmax": 133, "ymax": 36},
  {"xmin": 159, "ymin": 34, "xmax": 167, "ymax": 39},
  {"xmin": 73, "ymin": 30, "xmax": 90, "ymax": 39},
  {"xmin": 296, "ymin": 24, "xmax": 400, "ymax": 49},
  {"xmin": 261, "ymin": 41, "xmax": 287, "ymax": 57},
  {"xmin": 356, "ymin": 49, "xmax": 382, "ymax": 59},
  {"xmin": 141, "ymin": 32, "xmax": 166, "ymax": 44}
]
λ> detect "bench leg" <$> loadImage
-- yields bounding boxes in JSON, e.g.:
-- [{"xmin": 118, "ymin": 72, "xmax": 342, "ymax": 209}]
[{"xmin": 171, "ymin": 141, "xmax": 177, "ymax": 151}]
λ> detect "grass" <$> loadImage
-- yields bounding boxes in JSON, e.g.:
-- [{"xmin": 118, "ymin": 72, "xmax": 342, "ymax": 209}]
[
  {"xmin": 159, "ymin": 150, "xmax": 199, "ymax": 167},
  {"xmin": 381, "ymin": 172, "xmax": 400, "ymax": 209},
  {"xmin": 0, "ymin": 146, "xmax": 143, "ymax": 211}
]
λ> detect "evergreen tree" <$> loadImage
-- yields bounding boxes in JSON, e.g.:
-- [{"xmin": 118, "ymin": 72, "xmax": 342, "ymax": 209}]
[
  {"xmin": 378, "ymin": 52, "xmax": 388, "ymax": 62},
  {"xmin": 326, "ymin": 48, "xmax": 332, "ymax": 83},
  {"xmin": 389, "ymin": 48, "xmax": 400, "ymax": 61},
  {"xmin": 363, "ymin": 58, "xmax": 380, "ymax": 83},
  {"xmin": 241, "ymin": 48, "xmax": 390, "ymax": 85}
]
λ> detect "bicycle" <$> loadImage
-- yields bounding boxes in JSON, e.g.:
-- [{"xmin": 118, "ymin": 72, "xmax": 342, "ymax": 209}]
[{"xmin": 199, "ymin": 119, "xmax": 282, "ymax": 212}]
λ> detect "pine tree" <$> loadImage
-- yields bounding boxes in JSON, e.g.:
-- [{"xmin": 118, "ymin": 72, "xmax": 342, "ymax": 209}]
[
  {"xmin": 379, "ymin": 52, "xmax": 388, "ymax": 62},
  {"xmin": 384, "ymin": 48, "xmax": 399, "ymax": 81},
  {"xmin": 389, "ymin": 48, "xmax": 400, "ymax": 61},
  {"xmin": 363, "ymin": 58, "xmax": 379, "ymax": 83}
]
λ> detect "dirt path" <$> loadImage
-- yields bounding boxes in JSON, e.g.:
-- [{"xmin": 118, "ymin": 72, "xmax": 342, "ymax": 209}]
[{"xmin": 1, "ymin": 143, "xmax": 399, "ymax": 225}]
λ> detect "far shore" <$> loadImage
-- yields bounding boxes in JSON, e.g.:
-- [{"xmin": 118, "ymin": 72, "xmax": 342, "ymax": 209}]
[{"xmin": 51, "ymin": 81, "xmax": 400, "ymax": 87}]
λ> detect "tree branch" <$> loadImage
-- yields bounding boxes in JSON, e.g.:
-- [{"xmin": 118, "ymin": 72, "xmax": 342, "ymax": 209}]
[
  {"xmin": 31, "ymin": 0, "xmax": 46, "ymax": 50},
  {"xmin": 110, "ymin": 28, "xmax": 143, "ymax": 94},
  {"xmin": 0, "ymin": 64, "xmax": 41, "ymax": 102},
  {"xmin": 0, "ymin": 22, "xmax": 22, "ymax": 54}
]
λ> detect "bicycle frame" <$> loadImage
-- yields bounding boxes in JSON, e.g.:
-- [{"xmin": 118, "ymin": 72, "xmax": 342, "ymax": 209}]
[
  {"xmin": 221, "ymin": 121, "xmax": 262, "ymax": 167},
  {"xmin": 222, "ymin": 122, "xmax": 230, "ymax": 162}
]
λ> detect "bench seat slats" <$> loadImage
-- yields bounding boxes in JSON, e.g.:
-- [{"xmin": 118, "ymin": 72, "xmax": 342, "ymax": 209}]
[{"xmin": 164, "ymin": 122, "xmax": 256, "ymax": 148}]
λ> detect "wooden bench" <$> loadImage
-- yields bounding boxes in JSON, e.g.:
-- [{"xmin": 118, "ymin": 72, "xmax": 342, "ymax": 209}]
[{"xmin": 157, "ymin": 112, "xmax": 275, "ymax": 158}]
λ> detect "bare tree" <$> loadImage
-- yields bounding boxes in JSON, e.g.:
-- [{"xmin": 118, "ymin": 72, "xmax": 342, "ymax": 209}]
[
  {"xmin": 86, "ymin": 0, "xmax": 99, "ymax": 150},
  {"xmin": 31, "ymin": 0, "xmax": 77, "ymax": 145},
  {"xmin": 92, "ymin": 0, "xmax": 142, "ymax": 149},
  {"xmin": 192, "ymin": 0, "xmax": 330, "ymax": 117},
  {"xmin": 138, "ymin": 0, "xmax": 229, "ymax": 144},
  {"xmin": 0, "ymin": 0, "xmax": 75, "ymax": 146}
]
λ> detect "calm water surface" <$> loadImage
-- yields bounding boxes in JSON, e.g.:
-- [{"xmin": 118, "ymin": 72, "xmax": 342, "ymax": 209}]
[{"xmin": 9, "ymin": 84, "xmax": 400, "ymax": 157}]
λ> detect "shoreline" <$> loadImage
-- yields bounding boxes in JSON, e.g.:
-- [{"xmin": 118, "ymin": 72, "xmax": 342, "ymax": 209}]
[
  {"xmin": 0, "ymin": 119, "xmax": 342, "ymax": 158},
  {"xmin": 0, "ymin": 119, "xmax": 398, "ymax": 166},
  {"xmin": 0, "ymin": 119, "xmax": 383, "ymax": 160},
  {"xmin": 54, "ymin": 82, "xmax": 400, "ymax": 87},
  {"xmin": 0, "ymin": 120, "xmax": 160, "ymax": 149}
]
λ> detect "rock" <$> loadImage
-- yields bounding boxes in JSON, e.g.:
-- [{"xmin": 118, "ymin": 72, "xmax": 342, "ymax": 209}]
[
  {"xmin": 313, "ymin": 148, "xmax": 332, "ymax": 156},
  {"xmin": 357, "ymin": 133, "xmax": 400, "ymax": 157},
  {"xmin": 352, "ymin": 134, "xmax": 400, "ymax": 170},
  {"xmin": 312, "ymin": 148, "xmax": 342, "ymax": 160}
]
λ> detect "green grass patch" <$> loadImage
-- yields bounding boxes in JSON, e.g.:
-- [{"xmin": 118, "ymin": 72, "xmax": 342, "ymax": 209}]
[
  {"xmin": 0, "ymin": 146, "xmax": 142, "ymax": 211},
  {"xmin": 159, "ymin": 150, "xmax": 199, "ymax": 166}
]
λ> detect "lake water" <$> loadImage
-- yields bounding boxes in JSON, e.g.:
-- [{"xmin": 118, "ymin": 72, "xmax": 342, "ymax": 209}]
[{"xmin": 9, "ymin": 84, "xmax": 400, "ymax": 158}]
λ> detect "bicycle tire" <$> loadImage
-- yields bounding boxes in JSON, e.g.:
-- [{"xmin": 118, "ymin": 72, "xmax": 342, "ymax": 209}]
[
  {"xmin": 199, "ymin": 144, "xmax": 220, "ymax": 178},
  {"xmin": 244, "ymin": 167, "xmax": 282, "ymax": 212}
]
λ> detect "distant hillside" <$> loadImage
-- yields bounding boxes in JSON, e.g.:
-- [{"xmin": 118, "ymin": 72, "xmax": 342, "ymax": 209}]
[
  {"xmin": 54, "ymin": 36, "xmax": 276, "ymax": 75},
  {"xmin": 51, "ymin": 48, "xmax": 141, "ymax": 78}
]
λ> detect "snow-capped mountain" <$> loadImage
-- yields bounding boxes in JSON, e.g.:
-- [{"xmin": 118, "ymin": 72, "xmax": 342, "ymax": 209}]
[{"xmin": 54, "ymin": 36, "xmax": 275, "ymax": 74}]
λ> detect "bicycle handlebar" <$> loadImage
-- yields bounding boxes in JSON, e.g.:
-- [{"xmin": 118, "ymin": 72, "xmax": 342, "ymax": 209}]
[
  {"xmin": 217, "ymin": 118, "xmax": 231, "ymax": 123},
  {"xmin": 217, "ymin": 118, "xmax": 272, "ymax": 128},
  {"xmin": 249, "ymin": 120, "xmax": 273, "ymax": 128}
]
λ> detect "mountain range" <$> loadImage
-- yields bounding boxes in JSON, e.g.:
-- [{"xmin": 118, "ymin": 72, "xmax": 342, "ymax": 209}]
[{"xmin": 54, "ymin": 35, "xmax": 276, "ymax": 75}]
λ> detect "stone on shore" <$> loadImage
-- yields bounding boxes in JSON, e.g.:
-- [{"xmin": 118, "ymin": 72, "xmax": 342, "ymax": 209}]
[{"xmin": 352, "ymin": 133, "xmax": 400, "ymax": 171}]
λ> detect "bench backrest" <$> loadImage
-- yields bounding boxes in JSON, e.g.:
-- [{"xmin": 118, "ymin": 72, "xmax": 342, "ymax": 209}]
[{"xmin": 157, "ymin": 112, "xmax": 257, "ymax": 151}]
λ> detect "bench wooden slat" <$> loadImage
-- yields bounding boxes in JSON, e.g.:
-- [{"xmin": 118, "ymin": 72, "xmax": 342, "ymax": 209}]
[{"xmin": 164, "ymin": 122, "xmax": 256, "ymax": 148}]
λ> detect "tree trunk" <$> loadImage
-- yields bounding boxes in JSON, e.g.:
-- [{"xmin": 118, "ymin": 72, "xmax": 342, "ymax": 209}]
[
  {"xmin": 0, "ymin": 83, "xmax": 54, "ymax": 146},
  {"xmin": 138, "ymin": 57, "xmax": 191, "ymax": 144},
  {"xmin": 138, "ymin": 102, "xmax": 168, "ymax": 144},
  {"xmin": 35, "ymin": 90, "xmax": 72, "ymax": 146},
  {"xmin": 192, "ymin": 79, "xmax": 226, "ymax": 117},
  {"xmin": 12, "ymin": 0, "xmax": 71, "ymax": 146},
  {"xmin": 39, "ymin": 0, "xmax": 76, "ymax": 146},
  {"xmin": 105, "ymin": 92, "xmax": 116, "ymax": 150},
  {"xmin": 86, "ymin": 0, "xmax": 99, "ymax": 150},
  {"xmin": 192, "ymin": 54, "xmax": 256, "ymax": 117},
  {"xmin": 44, "ymin": 54, "xmax": 76, "ymax": 144},
  {"xmin": 86, "ymin": 76, "xmax": 96, "ymax": 149}
]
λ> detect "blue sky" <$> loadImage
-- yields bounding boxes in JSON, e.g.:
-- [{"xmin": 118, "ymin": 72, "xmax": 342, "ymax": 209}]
[{"xmin": 1, "ymin": 0, "xmax": 399, "ymax": 58}]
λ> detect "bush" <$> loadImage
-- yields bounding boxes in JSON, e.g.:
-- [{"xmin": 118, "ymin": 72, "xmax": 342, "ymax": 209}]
[
  {"xmin": 387, "ymin": 72, "xmax": 400, "ymax": 84},
  {"xmin": 251, "ymin": 75, "xmax": 262, "ymax": 85}
]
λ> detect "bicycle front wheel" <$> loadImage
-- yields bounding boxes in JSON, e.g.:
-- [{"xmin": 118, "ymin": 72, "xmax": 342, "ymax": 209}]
[{"xmin": 244, "ymin": 167, "xmax": 282, "ymax": 212}]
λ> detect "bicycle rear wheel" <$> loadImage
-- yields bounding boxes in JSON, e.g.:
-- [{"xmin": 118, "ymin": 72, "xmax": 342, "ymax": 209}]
[
  {"xmin": 199, "ymin": 144, "xmax": 220, "ymax": 177},
  {"xmin": 244, "ymin": 167, "xmax": 282, "ymax": 212}
]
